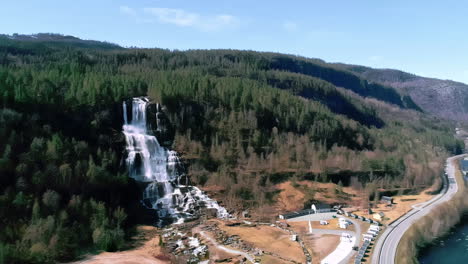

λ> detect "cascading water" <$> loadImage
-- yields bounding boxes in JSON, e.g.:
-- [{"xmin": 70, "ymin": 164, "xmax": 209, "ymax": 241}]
[{"xmin": 123, "ymin": 97, "xmax": 228, "ymax": 225}]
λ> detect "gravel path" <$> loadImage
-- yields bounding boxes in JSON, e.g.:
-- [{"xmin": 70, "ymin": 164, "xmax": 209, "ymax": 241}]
[{"xmin": 198, "ymin": 230, "xmax": 256, "ymax": 263}]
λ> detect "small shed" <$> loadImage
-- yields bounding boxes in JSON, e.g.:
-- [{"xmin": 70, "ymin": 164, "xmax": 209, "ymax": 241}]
[
  {"xmin": 381, "ymin": 196, "xmax": 393, "ymax": 204},
  {"xmin": 373, "ymin": 212, "xmax": 385, "ymax": 221}
]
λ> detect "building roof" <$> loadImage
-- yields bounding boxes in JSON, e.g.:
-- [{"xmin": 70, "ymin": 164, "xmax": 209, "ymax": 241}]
[
  {"xmin": 279, "ymin": 209, "xmax": 314, "ymax": 219},
  {"xmin": 313, "ymin": 203, "xmax": 331, "ymax": 209}
]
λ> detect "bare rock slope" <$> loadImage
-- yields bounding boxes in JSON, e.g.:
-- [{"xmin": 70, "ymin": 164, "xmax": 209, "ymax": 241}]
[{"xmin": 338, "ymin": 65, "xmax": 468, "ymax": 121}]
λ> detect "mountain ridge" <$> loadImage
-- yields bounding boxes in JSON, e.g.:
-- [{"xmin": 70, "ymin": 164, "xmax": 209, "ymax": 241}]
[
  {"xmin": 0, "ymin": 33, "xmax": 464, "ymax": 264},
  {"xmin": 4, "ymin": 33, "xmax": 466, "ymax": 122},
  {"xmin": 334, "ymin": 64, "xmax": 468, "ymax": 121},
  {"xmin": 0, "ymin": 33, "xmax": 122, "ymax": 51}
]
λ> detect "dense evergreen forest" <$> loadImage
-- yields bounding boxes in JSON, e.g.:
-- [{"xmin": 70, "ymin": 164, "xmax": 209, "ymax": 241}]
[{"xmin": 0, "ymin": 34, "xmax": 464, "ymax": 263}]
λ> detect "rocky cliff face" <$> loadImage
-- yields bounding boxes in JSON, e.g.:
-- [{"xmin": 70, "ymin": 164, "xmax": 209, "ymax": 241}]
[{"xmin": 122, "ymin": 97, "xmax": 228, "ymax": 226}]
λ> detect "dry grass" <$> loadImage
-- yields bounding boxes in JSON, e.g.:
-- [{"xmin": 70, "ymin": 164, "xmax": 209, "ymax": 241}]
[
  {"xmin": 69, "ymin": 226, "xmax": 169, "ymax": 264},
  {"xmin": 287, "ymin": 219, "xmax": 359, "ymax": 262},
  {"xmin": 275, "ymin": 181, "xmax": 306, "ymax": 211},
  {"xmin": 354, "ymin": 189, "xmax": 435, "ymax": 224},
  {"xmin": 275, "ymin": 180, "xmax": 361, "ymax": 213},
  {"xmin": 313, "ymin": 234, "xmax": 341, "ymax": 261},
  {"xmin": 288, "ymin": 218, "xmax": 355, "ymax": 232},
  {"xmin": 216, "ymin": 222, "xmax": 305, "ymax": 263},
  {"xmin": 260, "ymin": 255, "xmax": 292, "ymax": 264},
  {"xmin": 304, "ymin": 234, "xmax": 340, "ymax": 262}
]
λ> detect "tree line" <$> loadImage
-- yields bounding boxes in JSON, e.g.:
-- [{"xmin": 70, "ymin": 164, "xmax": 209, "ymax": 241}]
[{"xmin": 0, "ymin": 36, "xmax": 464, "ymax": 263}]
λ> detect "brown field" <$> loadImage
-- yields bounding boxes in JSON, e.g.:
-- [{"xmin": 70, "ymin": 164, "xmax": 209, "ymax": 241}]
[
  {"xmin": 305, "ymin": 234, "xmax": 340, "ymax": 262},
  {"xmin": 275, "ymin": 181, "xmax": 362, "ymax": 213},
  {"xmin": 201, "ymin": 234, "xmax": 241, "ymax": 263},
  {"xmin": 69, "ymin": 226, "xmax": 169, "ymax": 264},
  {"xmin": 275, "ymin": 181, "xmax": 306, "ymax": 211},
  {"xmin": 216, "ymin": 222, "xmax": 305, "ymax": 263},
  {"xmin": 287, "ymin": 219, "xmax": 354, "ymax": 262},
  {"xmin": 287, "ymin": 218, "xmax": 355, "ymax": 232},
  {"xmin": 259, "ymin": 255, "xmax": 293, "ymax": 264},
  {"xmin": 354, "ymin": 188, "xmax": 435, "ymax": 224}
]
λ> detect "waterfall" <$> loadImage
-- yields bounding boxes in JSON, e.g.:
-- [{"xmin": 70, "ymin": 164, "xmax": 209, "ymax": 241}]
[{"xmin": 123, "ymin": 97, "xmax": 228, "ymax": 225}]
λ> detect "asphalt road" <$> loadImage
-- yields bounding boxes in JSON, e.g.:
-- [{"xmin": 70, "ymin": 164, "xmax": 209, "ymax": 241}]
[{"xmin": 372, "ymin": 154, "xmax": 466, "ymax": 264}]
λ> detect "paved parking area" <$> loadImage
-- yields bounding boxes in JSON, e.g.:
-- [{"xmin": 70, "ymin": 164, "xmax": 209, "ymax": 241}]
[
  {"xmin": 286, "ymin": 212, "xmax": 338, "ymax": 222},
  {"xmin": 287, "ymin": 213, "xmax": 362, "ymax": 264}
]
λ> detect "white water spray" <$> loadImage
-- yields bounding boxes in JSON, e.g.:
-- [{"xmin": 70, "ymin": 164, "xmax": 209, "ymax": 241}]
[{"xmin": 122, "ymin": 97, "xmax": 228, "ymax": 225}]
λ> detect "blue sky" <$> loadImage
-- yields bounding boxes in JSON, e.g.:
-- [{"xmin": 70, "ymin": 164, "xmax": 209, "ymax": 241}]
[{"xmin": 2, "ymin": 0, "xmax": 468, "ymax": 83}]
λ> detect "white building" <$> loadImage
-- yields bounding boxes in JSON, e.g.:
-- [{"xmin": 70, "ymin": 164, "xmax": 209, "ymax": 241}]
[
  {"xmin": 312, "ymin": 203, "xmax": 332, "ymax": 214},
  {"xmin": 338, "ymin": 217, "xmax": 350, "ymax": 229}
]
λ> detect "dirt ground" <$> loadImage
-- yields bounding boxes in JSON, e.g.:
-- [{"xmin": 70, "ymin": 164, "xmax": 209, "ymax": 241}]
[
  {"xmin": 201, "ymin": 238, "xmax": 240, "ymax": 262},
  {"xmin": 70, "ymin": 226, "xmax": 170, "ymax": 264},
  {"xmin": 287, "ymin": 218, "xmax": 355, "ymax": 232},
  {"xmin": 247, "ymin": 179, "xmax": 435, "ymax": 225},
  {"xmin": 354, "ymin": 188, "xmax": 435, "ymax": 224},
  {"xmin": 286, "ymin": 220, "xmax": 348, "ymax": 262},
  {"xmin": 216, "ymin": 221, "xmax": 305, "ymax": 263},
  {"xmin": 305, "ymin": 234, "xmax": 340, "ymax": 262},
  {"xmin": 259, "ymin": 254, "xmax": 293, "ymax": 264},
  {"xmin": 275, "ymin": 181, "xmax": 362, "ymax": 213},
  {"xmin": 192, "ymin": 226, "xmax": 245, "ymax": 264},
  {"xmin": 275, "ymin": 181, "xmax": 307, "ymax": 211}
]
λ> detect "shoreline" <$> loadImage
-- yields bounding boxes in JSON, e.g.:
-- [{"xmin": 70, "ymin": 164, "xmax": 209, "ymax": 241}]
[
  {"xmin": 417, "ymin": 213, "xmax": 468, "ymax": 261},
  {"xmin": 396, "ymin": 155, "xmax": 468, "ymax": 264}
]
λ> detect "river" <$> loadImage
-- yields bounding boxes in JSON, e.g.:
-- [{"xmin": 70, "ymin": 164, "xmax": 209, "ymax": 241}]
[{"xmin": 419, "ymin": 215, "xmax": 468, "ymax": 263}]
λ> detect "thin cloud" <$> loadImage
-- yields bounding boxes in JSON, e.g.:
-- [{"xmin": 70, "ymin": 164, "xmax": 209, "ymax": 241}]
[
  {"xmin": 143, "ymin": 7, "xmax": 238, "ymax": 31},
  {"xmin": 120, "ymin": 6, "xmax": 136, "ymax": 16},
  {"xmin": 369, "ymin": 55, "xmax": 383, "ymax": 62},
  {"xmin": 144, "ymin": 7, "xmax": 197, "ymax": 27},
  {"xmin": 283, "ymin": 21, "xmax": 298, "ymax": 32}
]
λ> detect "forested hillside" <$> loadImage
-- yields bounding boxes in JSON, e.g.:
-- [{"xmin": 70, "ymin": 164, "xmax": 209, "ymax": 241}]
[
  {"xmin": 336, "ymin": 64, "xmax": 468, "ymax": 121},
  {"xmin": 0, "ymin": 34, "xmax": 464, "ymax": 263}
]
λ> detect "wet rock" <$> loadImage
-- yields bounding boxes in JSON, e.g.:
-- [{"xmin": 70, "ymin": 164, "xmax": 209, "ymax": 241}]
[{"xmin": 215, "ymin": 258, "xmax": 233, "ymax": 263}]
